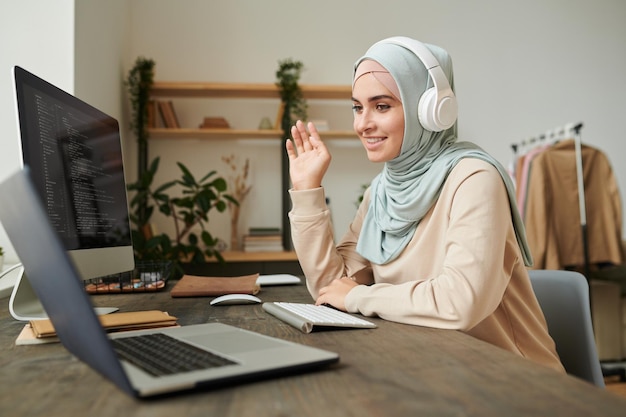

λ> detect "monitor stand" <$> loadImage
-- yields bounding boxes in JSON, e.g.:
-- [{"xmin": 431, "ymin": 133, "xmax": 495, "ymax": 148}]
[{"xmin": 9, "ymin": 267, "xmax": 118, "ymax": 321}]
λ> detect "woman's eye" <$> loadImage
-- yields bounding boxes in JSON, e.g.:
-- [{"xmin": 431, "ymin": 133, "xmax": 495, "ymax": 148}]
[
  {"xmin": 376, "ymin": 104, "xmax": 391, "ymax": 111},
  {"xmin": 352, "ymin": 104, "xmax": 363, "ymax": 112}
]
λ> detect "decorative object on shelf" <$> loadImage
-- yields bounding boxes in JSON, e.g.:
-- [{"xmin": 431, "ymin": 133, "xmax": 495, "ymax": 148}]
[
  {"xmin": 126, "ymin": 157, "xmax": 236, "ymax": 275},
  {"xmin": 310, "ymin": 120, "xmax": 329, "ymax": 132},
  {"xmin": 125, "ymin": 56, "xmax": 155, "ymax": 225},
  {"xmin": 258, "ymin": 117, "xmax": 273, "ymax": 130},
  {"xmin": 199, "ymin": 117, "xmax": 230, "ymax": 129},
  {"xmin": 0, "ymin": 246, "xmax": 4, "ymax": 270},
  {"xmin": 222, "ymin": 154, "xmax": 252, "ymax": 251}
]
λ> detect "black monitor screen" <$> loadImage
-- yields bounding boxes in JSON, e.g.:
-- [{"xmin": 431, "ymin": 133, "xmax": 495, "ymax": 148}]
[{"xmin": 13, "ymin": 66, "xmax": 131, "ymax": 251}]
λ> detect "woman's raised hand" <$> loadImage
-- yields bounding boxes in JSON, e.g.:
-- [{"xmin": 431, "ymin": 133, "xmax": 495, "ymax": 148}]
[{"xmin": 285, "ymin": 120, "xmax": 331, "ymax": 190}]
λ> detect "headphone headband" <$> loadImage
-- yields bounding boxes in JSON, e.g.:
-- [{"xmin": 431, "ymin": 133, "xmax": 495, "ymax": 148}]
[{"xmin": 372, "ymin": 36, "xmax": 458, "ymax": 132}]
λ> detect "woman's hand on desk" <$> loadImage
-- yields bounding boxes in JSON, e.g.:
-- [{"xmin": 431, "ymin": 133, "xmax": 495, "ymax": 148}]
[{"xmin": 315, "ymin": 277, "xmax": 359, "ymax": 311}]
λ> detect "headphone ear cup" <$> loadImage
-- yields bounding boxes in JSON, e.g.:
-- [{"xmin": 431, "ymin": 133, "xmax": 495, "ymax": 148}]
[
  {"xmin": 418, "ymin": 87, "xmax": 458, "ymax": 132},
  {"xmin": 418, "ymin": 87, "xmax": 440, "ymax": 132}
]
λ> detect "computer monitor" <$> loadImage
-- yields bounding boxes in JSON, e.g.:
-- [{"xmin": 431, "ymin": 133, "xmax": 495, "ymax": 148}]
[{"xmin": 7, "ymin": 66, "xmax": 135, "ymax": 320}]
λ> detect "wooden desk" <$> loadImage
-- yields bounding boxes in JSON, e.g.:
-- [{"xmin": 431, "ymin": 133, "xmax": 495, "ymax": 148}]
[{"xmin": 1, "ymin": 282, "xmax": 625, "ymax": 416}]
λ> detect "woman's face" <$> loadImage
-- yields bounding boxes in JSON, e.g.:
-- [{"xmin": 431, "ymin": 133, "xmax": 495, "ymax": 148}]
[{"xmin": 352, "ymin": 73, "xmax": 405, "ymax": 163}]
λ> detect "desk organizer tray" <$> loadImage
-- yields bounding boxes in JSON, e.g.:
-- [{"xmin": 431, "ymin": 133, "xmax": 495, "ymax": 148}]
[{"xmin": 84, "ymin": 260, "xmax": 172, "ymax": 294}]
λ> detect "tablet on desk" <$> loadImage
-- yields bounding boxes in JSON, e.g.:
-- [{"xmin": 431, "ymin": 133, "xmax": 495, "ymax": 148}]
[{"xmin": 256, "ymin": 274, "xmax": 301, "ymax": 286}]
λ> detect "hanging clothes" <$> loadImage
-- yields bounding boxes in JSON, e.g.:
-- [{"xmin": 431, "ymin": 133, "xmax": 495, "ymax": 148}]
[
  {"xmin": 523, "ymin": 139, "xmax": 622, "ymax": 270},
  {"xmin": 515, "ymin": 142, "xmax": 551, "ymax": 219}
]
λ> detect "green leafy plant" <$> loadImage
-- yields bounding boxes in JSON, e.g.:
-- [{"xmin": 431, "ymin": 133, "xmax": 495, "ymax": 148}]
[
  {"xmin": 276, "ymin": 58, "xmax": 308, "ymax": 133},
  {"xmin": 126, "ymin": 157, "xmax": 237, "ymax": 271},
  {"xmin": 125, "ymin": 57, "xmax": 155, "ymax": 226},
  {"xmin": 355, "ymin": 184, "xmax": 369, "ymax": 208},
  {"xmin": 276, "ymin": 59, "xmax": 307, "ymax": 250}
]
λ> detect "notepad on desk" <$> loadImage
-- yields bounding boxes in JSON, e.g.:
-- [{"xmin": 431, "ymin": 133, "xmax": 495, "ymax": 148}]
[
  {"xmin": 170, "ymin": 273, "xmax": 261, "ymax": 297},
  {"xmin": 16, "ymin": 310, "xmax": 179, "ymax": 345}
]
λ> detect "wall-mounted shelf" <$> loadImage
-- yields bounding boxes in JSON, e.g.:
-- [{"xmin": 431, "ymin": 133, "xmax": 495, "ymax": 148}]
[
  {"xmin": 148, "ymin": 128, "xmax": 356, "ymax": 140},
  {"xmin": 150, "ymin": 82, "xmax": 352, "ymax": 100},
  {"xmin": 182, "ymin": 250, "xmax": 302, "ymax": 276},
  {"xmin": 148, "ymin": 81, "xmax": 355, "ymax": 259},
  {"xmin": 207, "ymin": 250, "xmax": 298, "ymax": 263},
  {"xmin": 148, "ymin": 82, "xmax": 355, "ymax": 141},
  {"xmin": 148, "ymin": 128, "xmax": 283, "ymax": 140}
]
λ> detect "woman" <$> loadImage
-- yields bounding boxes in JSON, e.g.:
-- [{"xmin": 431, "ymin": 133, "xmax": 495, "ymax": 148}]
[{"xmin": 286, "ymin": 36, "xmax": 564, "ymax": 372}]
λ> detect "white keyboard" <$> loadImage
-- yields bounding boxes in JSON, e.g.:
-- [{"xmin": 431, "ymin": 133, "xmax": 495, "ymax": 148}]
[{"xmin": 262, "ymin": 302, "xmax": 377, "ymax": 333}]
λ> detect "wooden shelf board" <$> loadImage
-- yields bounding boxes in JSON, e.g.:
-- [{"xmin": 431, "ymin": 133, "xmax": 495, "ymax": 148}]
[
  {"xmin": 148, "ymin": 128, "xmax": 356, "ymax": 140},
  {"xmin": 207, "ymin": 251, "xmax": 299, "ymax": 263},
  {"xmin": 151, "ymin": 82, "xmax": 352, "ymax": 100},
  {"xmin": 148, "ymin": 128, "xmax": 283, "ymax": 139}
]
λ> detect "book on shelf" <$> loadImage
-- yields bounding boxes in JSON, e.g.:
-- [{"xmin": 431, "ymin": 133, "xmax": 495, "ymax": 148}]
[
  {"xmin": 243, "ymin": 244, "xmax": 285, "ymax": 252},
  {"xmin": 274, "ymin": 102, "xmax": 285, "ymax": 130},
  {"xmin": 147, "ymin": 100, "xmax": 159, "ymax": 128},
  {"xmin": 157, "ymin": 100, "xmax": 180, "ymax": 128},
  {"xmin": 248, "ymin": 227, "xmax": 282, "ymax": 236},
  {"xmin": 199, "ymin": 116, "xmax": 230, "ymax": 129},
  {"xmin": 242, "ymin": 230, "xmax": 284, "ymax": 252}
]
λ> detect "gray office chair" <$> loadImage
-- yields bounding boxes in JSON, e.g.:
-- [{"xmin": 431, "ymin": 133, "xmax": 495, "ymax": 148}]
[{"xmin": 528, "ymin": 269, "xmax": 605, "ymax": 387}]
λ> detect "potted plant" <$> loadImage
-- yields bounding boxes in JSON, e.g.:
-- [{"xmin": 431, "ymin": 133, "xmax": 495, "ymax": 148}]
[
  {"xmin": 126, "ymin": 157, "xmax": 237, "ymax": 276},
  {"xmin": 276, "ymin": 58, "xmax": 308, "ymax": 132},
  {"xmin": 125, "ymin": 56, "xmax": 155, "ymax": 225},
  {"xmin": 276, "ymin": 59, "xmax": 308, "ymax": 250},
  {"xmin": 222, "ymin": 155, "xmax": 251, "ymax": 251}
]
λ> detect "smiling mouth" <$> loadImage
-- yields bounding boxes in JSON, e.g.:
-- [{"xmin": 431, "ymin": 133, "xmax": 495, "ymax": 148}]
[{"xmin": 364, "ymin": 137, "xmax": 385, "ymax": 143}]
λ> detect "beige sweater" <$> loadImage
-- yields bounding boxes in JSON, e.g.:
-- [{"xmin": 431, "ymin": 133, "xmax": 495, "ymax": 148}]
[{"xmin": 289, "ymin": 158, "xmax": 564, "ymax": 373}]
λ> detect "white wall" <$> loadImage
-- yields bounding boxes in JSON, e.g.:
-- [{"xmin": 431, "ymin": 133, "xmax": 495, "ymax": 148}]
[
  {"xmin": 2, "ymin": 0, "xmax": 626, "ymax": 261},
  {"xmin": 127, "ymin": 0, "xmax": 626, "ymax": 247},
  {"xmin": 75, "ymin": 0, "xmax": 130, "ymax": 125},
  {"xmin": 0, "ymin": 0, "xmax": 75, "ymax": 264},
  {"xmin": 0, "ymin": 0, "xmax": 129, "ymax": 263}
]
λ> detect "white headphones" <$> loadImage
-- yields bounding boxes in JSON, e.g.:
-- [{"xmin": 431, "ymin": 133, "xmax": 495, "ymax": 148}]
[{"xmin": 373, "ymin": 36, "xmax": 458, "ymax": 132}]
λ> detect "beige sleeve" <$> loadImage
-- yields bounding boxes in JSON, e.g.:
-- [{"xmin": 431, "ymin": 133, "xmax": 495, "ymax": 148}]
[{"xmin": 288, "ymin": 187, "xmax": 371, "ymax": 298}]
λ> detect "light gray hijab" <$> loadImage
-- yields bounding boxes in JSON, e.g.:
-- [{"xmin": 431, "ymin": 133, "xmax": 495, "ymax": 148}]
[{"xmin": 354, "ymin": 39, "xmax": 533, "ymax": 266}]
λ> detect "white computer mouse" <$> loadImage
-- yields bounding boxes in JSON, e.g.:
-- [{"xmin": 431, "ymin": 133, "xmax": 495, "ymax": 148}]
[{"xmin": 210, "ymin": 293, "xmax": 262, "ymax": 306}]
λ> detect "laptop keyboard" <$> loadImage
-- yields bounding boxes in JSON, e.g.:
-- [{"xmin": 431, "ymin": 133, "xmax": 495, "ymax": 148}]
[{"xmin": 111, "ymin": 333, "xmax": 237, "ymax": 377}]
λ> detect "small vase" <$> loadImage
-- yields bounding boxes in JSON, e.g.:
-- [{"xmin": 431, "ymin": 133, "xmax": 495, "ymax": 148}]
[{"xmin": 230, "ymin": 206, "xmax": 240, "ymax": 251}]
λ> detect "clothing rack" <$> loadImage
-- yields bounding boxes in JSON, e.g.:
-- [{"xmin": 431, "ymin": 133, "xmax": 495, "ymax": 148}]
[
  {"xmin": 572, "ymin": 122, "xmax": 591, "ymax": 282},
  {"xmin": 509, "ymin": 123, "xmax": 573, "ymax": 155},
  {"xmin": 573, "ymin": 124, "xmax": 626, "ymax": 381},
  {"xmin": 511, "ymin": 121, "xmax": 589, "ymax": 278},
  {"xmin": 516, "ymin": 123, "xmax": 626, "ymax": 379}
]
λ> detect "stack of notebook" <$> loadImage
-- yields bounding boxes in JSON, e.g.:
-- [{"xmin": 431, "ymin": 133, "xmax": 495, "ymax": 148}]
[
  {"xmin": 17, "ymin": 310, "xmax": 178, "ymax": 345},
  {"xmin": 242, "ymin": 228, "xmax": 284, "ymax": 252}
]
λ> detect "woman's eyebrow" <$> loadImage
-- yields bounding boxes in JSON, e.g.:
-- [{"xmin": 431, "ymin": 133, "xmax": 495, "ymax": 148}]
[{"xmin": 351, "ymin": 94, "xmax": 396, "ymax": 102}]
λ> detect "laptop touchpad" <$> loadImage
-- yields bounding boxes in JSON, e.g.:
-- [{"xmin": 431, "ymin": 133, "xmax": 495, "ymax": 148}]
[{"xmin": 186, "ymin": 331, "xmax": 287, "ymax": 354}]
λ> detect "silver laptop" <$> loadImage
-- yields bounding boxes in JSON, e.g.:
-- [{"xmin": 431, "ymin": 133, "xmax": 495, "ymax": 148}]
[{"xmin": 0, "ymin": 169, "xmax": 339, "ymax": 397}]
